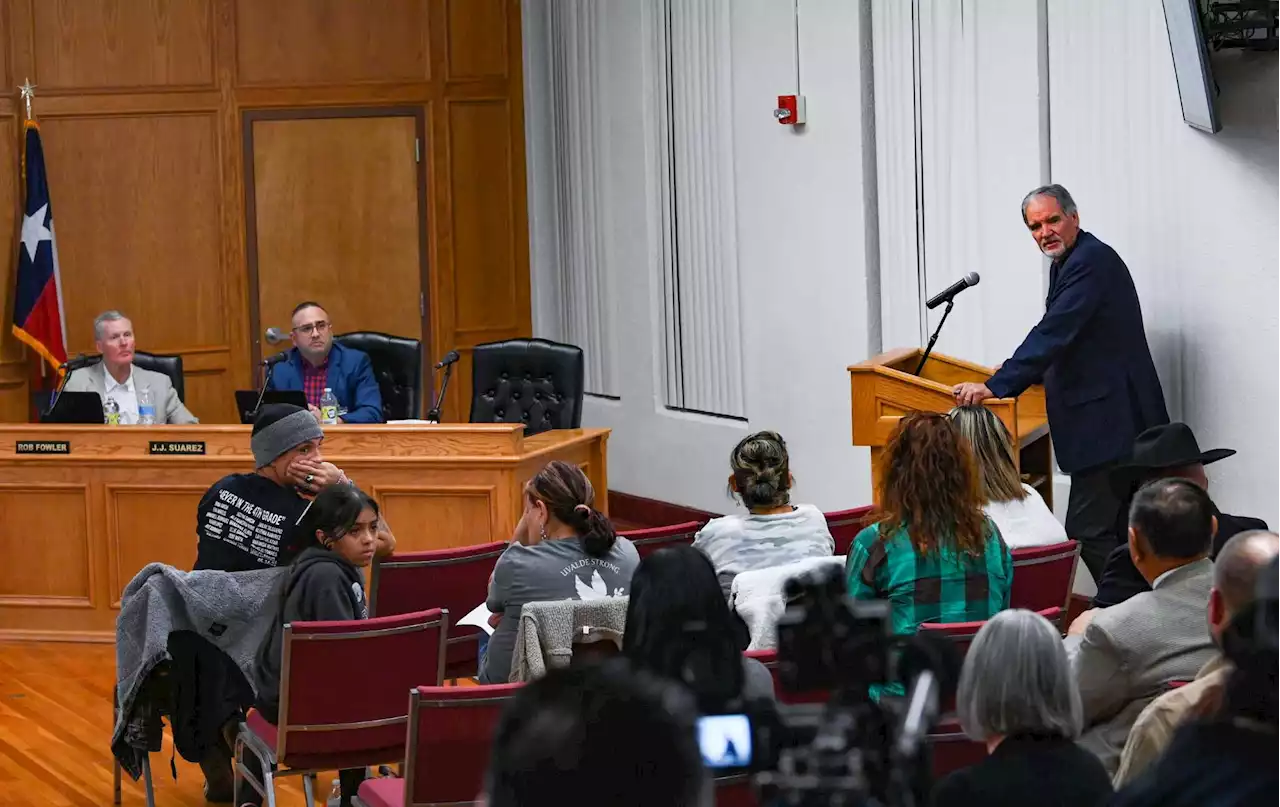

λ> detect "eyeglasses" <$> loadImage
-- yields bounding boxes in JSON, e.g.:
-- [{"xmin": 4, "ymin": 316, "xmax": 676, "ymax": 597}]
[{"xmin": 293, "ymin": 321, "xmax": 330, "ymax": 336}]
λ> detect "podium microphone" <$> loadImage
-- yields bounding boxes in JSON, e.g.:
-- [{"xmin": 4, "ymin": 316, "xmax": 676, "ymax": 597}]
[
  {"xmin": 917, "ymin": 273, "xmax": 980, "ymax": 375},
  {"xmin": 925, "ymin": 272, "xmax": 980, "ymax": 310}
]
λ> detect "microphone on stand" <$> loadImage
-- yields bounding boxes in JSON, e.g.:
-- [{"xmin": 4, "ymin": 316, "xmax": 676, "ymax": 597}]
[
  {"xmin": 917, "ymin": 273, "xmax": 980, "ymax": 375},
  {"xmin": 427, "ymin": 351, "xmax": 461, "ymax": 423},
  {"xmin": 252, "ymin": 352, "xmax": 290, "ymax": 417},
  {"xmin": 925, "ymin": 272, "xmax": 980, "ymax": 310},
  {"xmin": 48, "ymin": 353, "xmax": 91, "ymax": 416}
]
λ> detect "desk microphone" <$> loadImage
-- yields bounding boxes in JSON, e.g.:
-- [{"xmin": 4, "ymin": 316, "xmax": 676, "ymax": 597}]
[
  {"xmin": 59, "ymin": 353, "xmax": 91, "ymax": 371},
  {"xmin": 434, "ymin": 350, "xmax": 461, "ymax": 370},
  {"xmin": 925, "ymin": 272, "xmax": 980, "ymax": 310}
]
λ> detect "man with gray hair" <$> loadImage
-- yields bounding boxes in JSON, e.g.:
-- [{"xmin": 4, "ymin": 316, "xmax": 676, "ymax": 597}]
[
  {"xmin": 1113, "ymin": 529, "xmax": 1280, "ymax": 786},
  {"xmin": 62, "ymin": 309, "xmax": 198, "ymax": 424},
  {"xmin": 953, "ymin": 185, "xmax": 1168, "ymax": 580}
]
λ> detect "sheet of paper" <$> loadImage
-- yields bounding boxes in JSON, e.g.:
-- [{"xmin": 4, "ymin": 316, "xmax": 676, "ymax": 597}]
[{"xmin": 458, "ymin": 600, "xmax": 497, "ymax": 636}]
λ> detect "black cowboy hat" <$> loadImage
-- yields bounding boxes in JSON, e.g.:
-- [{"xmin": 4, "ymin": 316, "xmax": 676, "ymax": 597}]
[{"xmin": 1108, "ymin": 422, "xmax": 1235, "ymax": 495}]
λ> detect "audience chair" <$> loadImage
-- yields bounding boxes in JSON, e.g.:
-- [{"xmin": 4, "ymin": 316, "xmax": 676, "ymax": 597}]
[
  {"xmin": 918, "ymin": 606, "xmax": 1064, "ymax": 658},
  {"xmin": 356, "ymin": 683, "xmax": 523, "ymax": 807},
  {"xmin": 233, "ymin": 609, "xmax": 448, "ymax": 807},
  {"xmin": 928, "ymin": 720, "xmax": 989, "ymax": 779},
  {"xmin": 370, "ymin": 542, "xmax": 507, "ymax": 680},
  {"xmin": 469, "ymin": 337, "xmax": 584, "ymax": 435},
  {"xmin": 1010, "ymin": 540, "xmax": 1081, "ymax": 615},
  {"xmin": 824, "ymin": 505, "xmax": 875, "ymax": 556},
  {"xmin": 620, "ymin": 520, "xmax": 703, "ymax": 559},
  {"xmin": 85, "ymin": 350, "xmax": 186, "ymax": 402},
  {"xmin": 714, "ymin": 774, "xmax": 760, "ymax": 807},
  {"xmin": 744, "ymin": 649, "xmax": 828, "ymax": 706},
  {"xmin": 334, "ymin": 331, "xmax": 423, "ymax": 421}
]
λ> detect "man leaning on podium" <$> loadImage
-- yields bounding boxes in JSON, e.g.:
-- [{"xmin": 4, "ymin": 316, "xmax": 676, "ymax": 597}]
[{"xmin": 953, "ymin": 185, "xmax": 1169, "ymax": 580}]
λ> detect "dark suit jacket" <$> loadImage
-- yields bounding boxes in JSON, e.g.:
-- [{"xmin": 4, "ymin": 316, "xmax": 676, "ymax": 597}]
[
  {"xmin": 1109, "ymin": 720, "xmax": 1278, "ymax": 807},
  {"xmin": 1093, "ymin": 509, "xmax": 1269, "ymax": 608},
  {"xmin": 986, "ymin": 231, "xmax": 1168, "ymax": 473},
  {"xmin": 266, "ymin": 341, "xmax": 384, "ymax": 423},
  {"xmin": 930, "ymin": 733, "xmax": 1113, "ymax": 807}
]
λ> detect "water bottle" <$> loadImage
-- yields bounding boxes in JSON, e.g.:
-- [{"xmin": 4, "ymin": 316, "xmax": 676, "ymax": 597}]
[
  {"xmin": 319, "ymin": 388, "xmax": 339, "ymax": 425},
  {"xmin": 137, "ymin": 387, "xmax": 156, "ymax": 426},
  {"xmin": 103, "ymin": 396, "xmax": 121, "ymax": 425}
]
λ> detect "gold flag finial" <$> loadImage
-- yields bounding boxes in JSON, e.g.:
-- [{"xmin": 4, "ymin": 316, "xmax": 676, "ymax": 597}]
[{"xmin": 19, "ymin": 78, "xmax": 35, "ymax": 121}]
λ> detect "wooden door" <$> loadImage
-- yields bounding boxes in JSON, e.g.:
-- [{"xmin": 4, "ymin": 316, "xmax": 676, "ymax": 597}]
[{"xmin": 245, "ymin": 109, "xmax": 428, "ymax": 365}]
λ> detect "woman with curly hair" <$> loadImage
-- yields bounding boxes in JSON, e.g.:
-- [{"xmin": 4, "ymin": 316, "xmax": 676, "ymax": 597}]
[{"xmin": 846, "ymin": 412, "xmax": 1012, "ymax": 650}]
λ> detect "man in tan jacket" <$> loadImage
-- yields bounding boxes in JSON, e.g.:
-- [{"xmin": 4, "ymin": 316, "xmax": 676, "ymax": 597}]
[{"xmin": 1112, "ymin": 529, "xmax": 1279, "ymax": 786}]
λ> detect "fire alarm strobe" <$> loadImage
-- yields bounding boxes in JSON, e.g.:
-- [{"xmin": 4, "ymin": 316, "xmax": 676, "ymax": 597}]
[{"xmin": 774, "ymin": 94, "xmax": 806, "ymax": 125}]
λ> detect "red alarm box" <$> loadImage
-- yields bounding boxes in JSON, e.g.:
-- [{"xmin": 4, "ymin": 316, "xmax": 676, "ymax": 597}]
[{"xmin": 775, "ymin": 94, "xmax": 806, "ymax": 125}]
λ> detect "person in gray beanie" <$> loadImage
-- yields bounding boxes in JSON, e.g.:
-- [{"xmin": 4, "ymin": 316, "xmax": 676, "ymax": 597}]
[{"xmin": 193, "ymin": 403, "xmax": 394, "ymax": 574}]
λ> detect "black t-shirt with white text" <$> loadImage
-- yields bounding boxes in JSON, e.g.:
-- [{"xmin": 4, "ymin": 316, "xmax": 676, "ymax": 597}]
[{"xmin": 194, "ymin": 473, "xmax": 311, "ymax": 572}]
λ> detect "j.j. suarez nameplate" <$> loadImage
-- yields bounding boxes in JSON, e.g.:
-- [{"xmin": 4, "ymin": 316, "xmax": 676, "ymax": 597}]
[{"xmin": 149, "ymin": 441, "xmax": 207, "ymax": 455}]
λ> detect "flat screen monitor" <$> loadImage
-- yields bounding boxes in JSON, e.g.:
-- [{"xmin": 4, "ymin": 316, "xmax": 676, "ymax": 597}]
[{"xmin": 1162, "ymin": 0, "xmax": 1221, "ymax": 133}]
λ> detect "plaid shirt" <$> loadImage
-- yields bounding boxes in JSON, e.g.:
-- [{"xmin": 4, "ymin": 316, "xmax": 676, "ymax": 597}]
[
  {"xmin": 846, "ymin": 520, "xmax": 1011, "ymax": 635},
  {"xmin": 301, "ymin": 356, "xmax": 330, "ymax": 408}
]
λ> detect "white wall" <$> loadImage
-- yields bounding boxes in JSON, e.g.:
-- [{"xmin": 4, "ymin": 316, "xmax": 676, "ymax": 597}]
[
  {"xmin": 1048, "ymin": 0, "xmax": 1279, "ymax": 527},
  {"xmin": 524, "ymin": 0, "xmax": 876, "ymax": 513}
]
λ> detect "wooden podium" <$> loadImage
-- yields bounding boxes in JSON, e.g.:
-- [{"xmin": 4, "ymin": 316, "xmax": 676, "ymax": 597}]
[{"xmin": 849, "ymin": 348, "xmax": 1052, "ymax": 507}]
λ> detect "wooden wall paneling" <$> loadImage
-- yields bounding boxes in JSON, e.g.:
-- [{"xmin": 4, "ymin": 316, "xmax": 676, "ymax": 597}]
[
  {"xmin": 0, "ymin": 483, "xmax": 92, "ymax": 606},
  {"xmin": 244, "ymin": 108, "xmax": 429, "ymax": 367},
  {"xmin": 372, "ymin": 483, "xmax": 500, "ymax": 550},
  {"xmin": 105, "ymin": 484, "xmax": 205, "ymax": 606},
  {"xmin": 0, "ymin": 110, "xmax": 25, "ymax": 419},
  {"xmin": 445, "ymin": 0, "xmax": 508, "ymax": 81},
  {"xmin": 30, "ymin": 0, "xmax": 215, "ymax": 91},
  {"xmin": 233, "ymin": 0, "xmax": 431, "ymax": 87}
]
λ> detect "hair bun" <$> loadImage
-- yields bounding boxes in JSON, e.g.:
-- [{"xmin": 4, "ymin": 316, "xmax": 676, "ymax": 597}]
[{"xmin": 574, "ymin": 504, "xmax": 591, "ymax": 515}]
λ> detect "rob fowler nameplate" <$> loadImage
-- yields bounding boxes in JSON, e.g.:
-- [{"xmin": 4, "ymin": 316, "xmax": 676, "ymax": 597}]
[
  {"xmin": 15, "ymin": 440, "xmax": 70, "ymax": 454},
  {"xmin": 149, "ymin": 441, "xmax": 207, "ymax": 455}
]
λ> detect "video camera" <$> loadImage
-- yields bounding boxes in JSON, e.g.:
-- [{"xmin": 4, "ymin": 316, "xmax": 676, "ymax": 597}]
[{"xmin": 697, "ymin": 564, "xmax": 959, "ymax": 807}]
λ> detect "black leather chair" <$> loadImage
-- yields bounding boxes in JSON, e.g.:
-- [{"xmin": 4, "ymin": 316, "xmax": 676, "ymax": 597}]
[
  {"xmin": 85, "ymin": 350, "xmax": 186, "ymax": 402},
  {"xmin": 469, "ymin": 338, "xmax": 584, "ymax": 435},
  {"xmin": 334, "ymin": 331, "xmax": 423, "ymax": 421}
]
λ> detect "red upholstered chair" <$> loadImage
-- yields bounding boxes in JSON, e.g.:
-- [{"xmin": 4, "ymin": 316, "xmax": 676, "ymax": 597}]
[
  {"xmin": 233, "ymin": 609, "xmax": 448, "ymax": 807},
  {"xmin": 370, "ymin": 542, "xmax": 507, "ymax": 679},
  {"xmin": 1010, "ymin": 540, "xmax": 1081, "ymax": 617},
  {"xmin": 714, "ymin": 774, "xmax": 760, "ymax": 807},
  {"xmin": 824, "ymin": 506, "xmax": 875, "ymax": 556},
  {"xmin": 621, "ymin": 520, "xmax": 704, "ymax": 559},
  {"xmin": 357, "ymin": 683, "xmax": 523, "ymax": 807},
  {"xmin": 918, "ymin": 606, "xmax": 1064, "ymax": 660},
  {"xmin": 744, "ymin": 649, "xmax": 828, "ymax": 706},
  {"xmin": 928, "ymin": 719, "xmax": 989, "ymax": 778}
]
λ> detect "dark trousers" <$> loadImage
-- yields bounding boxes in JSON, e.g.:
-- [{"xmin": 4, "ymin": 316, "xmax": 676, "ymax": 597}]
[{"xmin": 1066, "ymin": 462, "xmax": 1124, "ymax": 583}]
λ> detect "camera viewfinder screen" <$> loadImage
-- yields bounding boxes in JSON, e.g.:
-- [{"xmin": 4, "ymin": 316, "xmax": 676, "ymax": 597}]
[{"xmin": 697, "ymin": 714, "xmax": 753, "ymax": 769}]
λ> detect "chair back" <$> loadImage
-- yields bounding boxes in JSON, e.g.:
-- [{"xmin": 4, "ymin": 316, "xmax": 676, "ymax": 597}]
[
  {"xmin": 824, "ymin": 506, "xmax": 875, "ymax": 556},
  {"xmin": 620, "ymin": 520, "xmax": 703, "ymax": 559},
  {"xmin": 370, "ymin": 543, "xmax": 507, "ymax": 678},
  {"xmin": 744, "ymin": 649, "xmax": 828, "ymax": 705},
  {"xmin": 404, "ymin": 683, "xmax": 522, "ymax": 806},
  {"xmin": 85, "ymin": 350, "xmax": 186, "ymax": 402},
  {"xmin": 918, "ymin": 606, "xmax": 1064, "ymax": 658},
  {"xmin": 334, "ymin": 331, "xmax": 423, "ymax": 420},
  {"xmin": 276, "ymin": 609, "xmax": 448, "ymax": 765},
  {"xmin": 714, "ymin": 774, "xmax": 759, "ymax": 807},
  {"xmin": 928, "ymin": 718, "xmax": 988, "ymax": 778},
  {"xmin": 1010, "ymin": 540, "xmax": 1081, "ymax": 613},
  {"xmin": 469, "ymin": 338, "xmax": 584, "ymax": 435}
]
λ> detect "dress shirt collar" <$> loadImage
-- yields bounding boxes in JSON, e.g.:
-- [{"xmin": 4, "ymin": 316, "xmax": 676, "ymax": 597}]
[{"xmin": 104, "ymin": 365, "xmax": 135, "ymax": 393}]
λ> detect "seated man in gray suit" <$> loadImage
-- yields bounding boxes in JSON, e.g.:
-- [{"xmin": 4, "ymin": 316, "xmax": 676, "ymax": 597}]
[
  {"xmin": 1065, "ymin": 477, "xmax": 1217, "ymax": 775},
  {"xmin": 63, "ymin": 310, "xmax": 198, "ymax": 424}
]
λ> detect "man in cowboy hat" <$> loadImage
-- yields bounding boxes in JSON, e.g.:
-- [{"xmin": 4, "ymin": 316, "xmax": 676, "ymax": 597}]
[{"xmin": 1092, "ymin": 422, "xmax": 1268, "ymax": 608}]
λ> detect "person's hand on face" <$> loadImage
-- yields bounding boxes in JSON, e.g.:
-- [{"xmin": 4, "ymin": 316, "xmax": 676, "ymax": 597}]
[{"xmin": 287, "ymin": 456, "xmax": 342, "ymax": 494}]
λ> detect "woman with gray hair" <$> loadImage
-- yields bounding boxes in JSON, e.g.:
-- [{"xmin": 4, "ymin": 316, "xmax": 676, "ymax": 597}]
[
  {"xmin": 930, "ymin": 609, "xmax": 1112, "ymax": 807},
  {"xmin": 948, "ymin": 405, "xmax": 1067, "ymax": 549}
]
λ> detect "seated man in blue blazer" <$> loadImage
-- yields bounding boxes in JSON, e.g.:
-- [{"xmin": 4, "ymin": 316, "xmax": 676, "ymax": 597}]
[{"xmin": 266, "ymin": 301, "xmax": 384, "ymax": 424}]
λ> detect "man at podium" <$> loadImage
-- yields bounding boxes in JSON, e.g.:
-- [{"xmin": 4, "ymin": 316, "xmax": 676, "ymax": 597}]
[{"xmin": 953, "ymin": 185, "xmax": 1168, "ymax": 579}]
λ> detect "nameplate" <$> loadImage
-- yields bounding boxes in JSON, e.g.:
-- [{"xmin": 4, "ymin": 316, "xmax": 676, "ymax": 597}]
[
  {"xmin": 149, "ymin": 441, "xmax": 207, "ymax": 456},
  {"xmin": 16, "ymin": 440, "xmax": 70, "ymax": 454}
]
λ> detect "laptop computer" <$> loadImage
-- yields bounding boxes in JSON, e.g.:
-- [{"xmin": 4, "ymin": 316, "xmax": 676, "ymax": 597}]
[
  {"xmin": 234, "ymin": 390, "xmax": 309, "ymax": 425},
  {"xmin": 42, "ymin": 391, "xmax": 107, "ymax": 424}
]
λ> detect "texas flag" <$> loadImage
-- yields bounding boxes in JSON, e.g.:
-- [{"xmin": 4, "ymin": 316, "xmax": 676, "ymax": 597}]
[{"xmin": 11, "ymin": 120, "xmax": 68, "ymax": 376}]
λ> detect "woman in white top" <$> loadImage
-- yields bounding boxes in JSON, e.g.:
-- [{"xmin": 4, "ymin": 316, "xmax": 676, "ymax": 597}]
[
  {"xmin": 949, "ymin": 405, "xmax": 1067, "ymax": 549},
  {"xmin": 692, "ymin": 431, "xmax": 834, "ymax": 597}
]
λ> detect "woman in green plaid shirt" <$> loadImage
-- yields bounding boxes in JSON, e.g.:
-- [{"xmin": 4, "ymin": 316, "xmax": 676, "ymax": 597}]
[{"xmin": 846, "ymin": 412, "xmax": 1012, "ymax": 646}]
